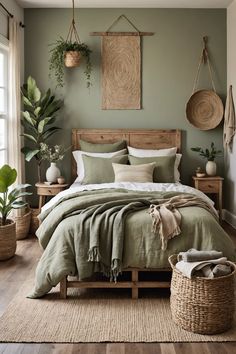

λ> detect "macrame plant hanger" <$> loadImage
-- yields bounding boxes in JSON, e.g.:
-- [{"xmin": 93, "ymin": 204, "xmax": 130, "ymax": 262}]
[
  {"xmin": 64, "ymin": 0, "xmax": 81, "ymax": 68},
  {"xmin": 66, "ymin": 0, "xmax": 81, "ymax": 44}
]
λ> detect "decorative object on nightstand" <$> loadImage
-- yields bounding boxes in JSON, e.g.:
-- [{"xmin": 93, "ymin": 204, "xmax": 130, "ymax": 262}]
[
  {"xmin": 191, "ymin": 142, "xmax": 222, "ymax": 176},
  {"xmin": 192, "ymin": 176, "xmax": 223, "ymax": 222},
  {"xmin": 36, "ymin": 183, "xmax": 69, "ymax": 212},
  {"xmin": 0, "ymin": 165, "xmax": 31, "ymax": 260},
  {"xmin": 195, "ymin": 167, "xmax": 206, "ymax": 178},
  {"xmin": 40, "ymin": 143, "xmax": 70, "ymax": 183}
]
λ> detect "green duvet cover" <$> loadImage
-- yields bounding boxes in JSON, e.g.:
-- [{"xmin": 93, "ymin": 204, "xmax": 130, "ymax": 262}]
[{"xmin": 29, "ymin": 189, "xmax": 236, "ymax": 298}]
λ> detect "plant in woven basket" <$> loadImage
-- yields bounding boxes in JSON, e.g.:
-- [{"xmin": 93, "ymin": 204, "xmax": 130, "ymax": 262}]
[
  {"xmin": 0, "ymin": 165, "xmax": 31, "ymax": 226},
  {"xmin": 191, "ymin": 142, "xmax": 222, "ymax": 162},
  {"xmin": 49, "ymin": 0, "xmax": 92, "ymax": 88},
  {"xmin": 49, "ymin": 38, "xmax": 92, "ymax": 89},
  {"xmin": 21, "ymin": 76, "xmax": 63, "ymax": 182}
]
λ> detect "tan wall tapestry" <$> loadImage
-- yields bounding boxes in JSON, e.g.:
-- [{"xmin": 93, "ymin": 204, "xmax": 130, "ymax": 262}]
[{"xmin": 101, "ymin": 35, "xmax": 141, "ymax": 110}]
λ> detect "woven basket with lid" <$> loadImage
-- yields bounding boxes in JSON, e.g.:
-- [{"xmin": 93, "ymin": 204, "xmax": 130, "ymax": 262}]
[{"xmin": 169, "ymin": 254, "xmax": 236, "ymax": 334}]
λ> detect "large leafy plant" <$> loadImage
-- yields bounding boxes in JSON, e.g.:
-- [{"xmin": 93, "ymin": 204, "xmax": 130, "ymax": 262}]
[
  {"xmin": 49, "ymin": 37, "xmax": 92, "ymax": 88},
  {"xmin": 0, "ymin": 165, "xmax": 31, "ymax": 226},
  {"xmin": 191, "ymin": 142, "xmax": 222, "ymax": 161},
  {"xmin": 21, "ymin": 76, "xmax": 63, "ymax": 182}
]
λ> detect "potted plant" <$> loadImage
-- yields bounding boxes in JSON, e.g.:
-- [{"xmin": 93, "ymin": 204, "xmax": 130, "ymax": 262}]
[
  {"xmin": 0, "ymin": 165, "xmax": 31, "ymax": 260},
  {"xmin": 49, "ymin": 37, "xmax": 92, "ymax": 88},
  {"xmin": 40, "ymin": 143, "xmax": 70, "ymax": 183},
  {"xmin": 21, "ymin": 76, "xmax": 63, "ymax": 182},
  {"xmin": 191, "ymin": 142, "xmax": 222, "ymax": 176}
]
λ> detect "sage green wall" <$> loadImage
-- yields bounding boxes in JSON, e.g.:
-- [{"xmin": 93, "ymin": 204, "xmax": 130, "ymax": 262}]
[{"xmin": 24, "ymin": 8, "xmax": 226, "ymax": 197}]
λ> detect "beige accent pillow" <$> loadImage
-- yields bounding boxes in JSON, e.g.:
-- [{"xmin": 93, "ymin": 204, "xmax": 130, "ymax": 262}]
[{"xmin": 112, "ymin": 162, "xmax": 156, "ymax": 183}]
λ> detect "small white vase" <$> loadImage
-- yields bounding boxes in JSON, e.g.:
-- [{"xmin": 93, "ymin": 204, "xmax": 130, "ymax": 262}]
[
  {"xmin": 46, "ymin": 162, "xmax": 61, "ymax": 183},
  {"xmin": 206, "ymin": 161, "xmax": 217, "ymax": 176}
]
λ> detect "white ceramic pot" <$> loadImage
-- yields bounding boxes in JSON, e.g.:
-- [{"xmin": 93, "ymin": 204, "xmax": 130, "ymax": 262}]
[
  {"xmin": 206, "ymin": 161, "xmax": 217, "ymax": 176},
  {"xmin": 46, "ymin": 162, "xmax": 61, "ymax": 183}
]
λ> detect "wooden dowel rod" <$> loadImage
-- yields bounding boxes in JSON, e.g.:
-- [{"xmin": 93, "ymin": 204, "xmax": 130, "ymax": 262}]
[{"xmin": 90, "ymin": 32, "xmax": 154, "ymax": 37}]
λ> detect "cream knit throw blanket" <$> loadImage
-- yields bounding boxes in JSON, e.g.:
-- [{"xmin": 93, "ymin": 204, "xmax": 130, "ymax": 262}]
[{"xmin": 149, "ymin": 194, "xmax": 218, "ymax": 250}]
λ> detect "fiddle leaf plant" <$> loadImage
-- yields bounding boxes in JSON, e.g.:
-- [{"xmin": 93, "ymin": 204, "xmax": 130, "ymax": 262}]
[
  {"xmin": 49, "ymin": 37, "xmax": 92, "ymax": 88},
  {"xmin": 21, "ymin": 76, "xmax": 63, "ymax": 182},
  {"xmin": 0, "ymin": 165, "xmax": 31, "ymax": 226}
]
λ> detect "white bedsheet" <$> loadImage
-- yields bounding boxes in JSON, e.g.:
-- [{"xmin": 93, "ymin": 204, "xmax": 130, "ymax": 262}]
[{"xmin": 41, "ymin": 182, "xmax": 214, "ymax": 213}]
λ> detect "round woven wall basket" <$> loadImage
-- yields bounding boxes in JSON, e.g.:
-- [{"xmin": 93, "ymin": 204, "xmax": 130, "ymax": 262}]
[
  {"xmin": 64, "ymin": 51, "xmax": 81, "ymax": 68},
  {"xmin": 186, "ymin": 89, "xmax": 224, "ymax": 130},
  {"xmin": 0, "ymin": 220, "xmax": 16, "ymax": 261},
  {"xmin": 169, "ymin": 254, "xmax": 236, "ymax": 335}
]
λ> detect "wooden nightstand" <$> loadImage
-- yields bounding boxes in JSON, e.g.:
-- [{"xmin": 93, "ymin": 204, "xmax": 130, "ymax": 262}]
[
  {"xmin": 192, "ymin": 176, "xmax": 223, "ymax": 223},
  {"xmin": 36, "ymin": 183, "xmax": 69, "ymax": 212}
]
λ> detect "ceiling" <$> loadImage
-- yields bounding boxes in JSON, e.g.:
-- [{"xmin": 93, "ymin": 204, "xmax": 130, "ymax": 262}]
[{"xmin": 16, "ymin": 0, "xmax": 234, "ymax": 9}]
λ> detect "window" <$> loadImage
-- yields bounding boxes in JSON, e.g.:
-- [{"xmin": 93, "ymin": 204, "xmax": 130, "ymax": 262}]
[{"xmin": 0, "ymin": 44, "xmax": 8, "ymax": 166}]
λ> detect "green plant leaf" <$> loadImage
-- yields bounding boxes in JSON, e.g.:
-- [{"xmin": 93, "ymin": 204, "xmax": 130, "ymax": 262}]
[
  {"xmin": 22, "ymin": 133, "xmax": 37, "ymax": 143},
  {"xmin": 38, "ymin": 120, "xmax": 46, "ymax": 134},
  {"xmin": 22, "ymin": 111, "xmax": 37, "ymax": 126},
  {"xmin": 0, "ymin": 165, "xmax": 17, "ymax": 189},
  {"xmin": 11, "ymin": 201, "xmax": 28, "ymax": 209},
  {"xmin": 42, "ymin": 127, "xmax": 61, "ymax": 140},
  {"xmin": 21, "ymin": 147, "xmax": 40, "ymax": 162},
  {"xmin": 23, "ymin": 96, "xmax": 33, "ymax": 107},
  {"xmin": 34, "ymin": 107, "xmax": 41, "ymax": 117},
  {"xmin": 27, "ymin": 76, "xmax": 41, "ymax": 103},
  {"xmin": 0, "ymin": 180, "xmax": 6, "ymax": 193}
]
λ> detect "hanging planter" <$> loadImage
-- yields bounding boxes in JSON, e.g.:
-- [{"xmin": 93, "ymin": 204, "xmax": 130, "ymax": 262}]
[{"xmin": 49, "ymin": 0, "xmax": 92, "ymax": 88}]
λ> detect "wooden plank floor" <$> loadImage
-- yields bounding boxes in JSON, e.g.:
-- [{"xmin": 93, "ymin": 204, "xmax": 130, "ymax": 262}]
[{"xmin": 0, "ymin": 222, "xmax": 235, "ymax": 354}]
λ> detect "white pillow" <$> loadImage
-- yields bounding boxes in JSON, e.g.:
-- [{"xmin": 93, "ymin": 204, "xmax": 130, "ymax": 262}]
[
  {"xmin": 73, "ymin": 149, "xmax": 127, "ymax": 182},
  {"xmin": 128, "ymin": 146, "xmax": 177, "ymax": 157},
  {"xmin": 127, "ymin": 146, "xmax": 181, "ymax": 182}
]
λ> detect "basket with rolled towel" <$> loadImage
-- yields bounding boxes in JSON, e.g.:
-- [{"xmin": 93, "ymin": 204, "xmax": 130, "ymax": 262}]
[{"xmin": 168, "ymin": 250, "xmax": 236, "ymax": 335}]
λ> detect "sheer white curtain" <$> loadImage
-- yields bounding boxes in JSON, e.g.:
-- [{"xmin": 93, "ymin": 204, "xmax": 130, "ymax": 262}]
[{"xmin": 8, "ymin": 17, "xmax": 24, "ymax": 184}]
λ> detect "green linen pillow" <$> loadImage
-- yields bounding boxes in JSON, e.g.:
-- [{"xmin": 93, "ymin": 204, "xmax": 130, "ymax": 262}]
[
  {"xmin": 80, "ymin": 139, "xmax": 127, "ymax": 153},
  {"xmin": 128, "ymin": 155, "xmax": 176, "ymax": 183},
  {"xmin": 82, "ymin": 154, "xmax": 128, "ymax": 184},
  {"xmin": 112, "ymin": 162, "xmax": 156, "ymax": 183}
]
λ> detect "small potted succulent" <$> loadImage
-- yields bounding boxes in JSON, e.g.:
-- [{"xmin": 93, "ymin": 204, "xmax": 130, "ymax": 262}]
[
  {"xmin": 191, "ymin": 142, "xmax": 222, "ymax": 176},
  {"xmin": 49, "ymin": 37, "xmax": 92, "ymax": 88},
  {"xmin": 0, "ymin": 165, "xmax": 31, "ymax": 260}
]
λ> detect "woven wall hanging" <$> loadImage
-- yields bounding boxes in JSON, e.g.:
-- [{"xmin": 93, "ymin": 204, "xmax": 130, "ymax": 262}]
[
  {"xmin": 186, "ymin": 36, "xmax": 224, "ymax": 130},
  {"xmin": 90, "ymin": 15, "xmax": 154, "ymax": 110}
]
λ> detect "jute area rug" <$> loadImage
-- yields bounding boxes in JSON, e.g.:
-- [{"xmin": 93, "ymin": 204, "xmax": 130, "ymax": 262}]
[{"xmin": 0, "ymin": 277, "xmax": 236, "ymax": 343}]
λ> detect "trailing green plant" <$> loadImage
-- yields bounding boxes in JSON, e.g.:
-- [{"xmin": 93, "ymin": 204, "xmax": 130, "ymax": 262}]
[
  {"xmin": 21, "ymin": 76, "xmax": 63, "ymax": 182},
  {"xmin": 49, "ymin": 37, "xmax": 92, "ymax": 88},
  {"xmin": 191, "ymin": 142, "xmax": 222, "ymax": 161},
  {"xmin": 0, "ymin": 165, "xmax": 31, "ymax": 226}
]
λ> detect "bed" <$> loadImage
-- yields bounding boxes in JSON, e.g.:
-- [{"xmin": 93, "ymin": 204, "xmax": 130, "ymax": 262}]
[{"xmin": 29, "ymin": 129, "xmax": 236, "ymax": 299}]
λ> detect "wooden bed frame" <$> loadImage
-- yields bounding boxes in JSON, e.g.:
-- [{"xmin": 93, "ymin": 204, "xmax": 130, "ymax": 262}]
[{"xmin": 60, "ymin": 128, "xmax": 181, "ymax": 299}]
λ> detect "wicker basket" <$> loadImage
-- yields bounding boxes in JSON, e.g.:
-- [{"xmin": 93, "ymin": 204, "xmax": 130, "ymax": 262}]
[
  {"xmin": 29, "ymin": 208, "xmax": 40, "ymax": 235},
  {"xmin": 14, "ymin": 210, "xmax": 31, "ymax": 240},
  {"xmin": 0, "ymin": 220, "xmax": 16, "ymax": 261},
  {"xmin": 186, "ymin": 90, "xmax": 224, "ymax": 131},
  {"xmin": 64, "ymin": 50, "xmax": 81, "ymax": 67},
  {"xmin": 169, "ymin": 254, "xmax": 236, "ymax": 334}
]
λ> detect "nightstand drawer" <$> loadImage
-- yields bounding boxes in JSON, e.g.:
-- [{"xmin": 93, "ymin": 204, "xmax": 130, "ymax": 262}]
[
  {"xmin": 37, "ymin": 186, "xmax": 64, "ymax": 196},
  {"xmin": 196, "ymin": 180, "xmax": 219, "ymax": 193}
]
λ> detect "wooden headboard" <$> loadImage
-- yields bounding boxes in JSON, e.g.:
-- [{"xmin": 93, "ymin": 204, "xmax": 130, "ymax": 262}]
[{"xmin": 71, "ymin": 128, "xmax": 181, "ymax": 182}]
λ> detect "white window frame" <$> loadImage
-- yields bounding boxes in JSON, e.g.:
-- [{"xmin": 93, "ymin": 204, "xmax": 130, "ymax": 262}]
[{"xmin": 0, "ymin": 40, "xmax": 9, "ymax": 165}]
